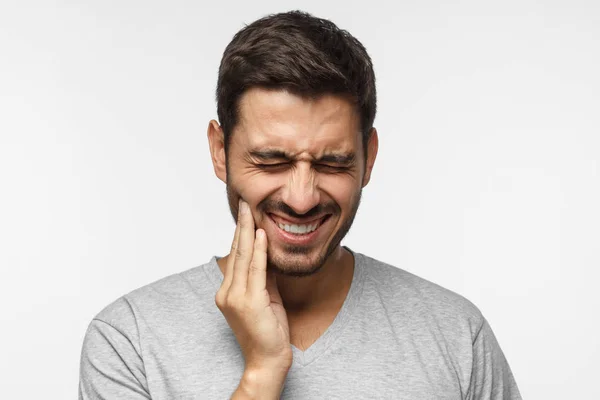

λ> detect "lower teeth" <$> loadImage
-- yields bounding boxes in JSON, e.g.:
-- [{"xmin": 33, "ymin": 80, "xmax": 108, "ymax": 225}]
[{"xmin": 284, "ymin": 229, "xmax": 313, "ymax": 235}]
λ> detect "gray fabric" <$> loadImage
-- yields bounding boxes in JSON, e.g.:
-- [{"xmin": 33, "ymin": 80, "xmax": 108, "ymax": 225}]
[{"xmin": 79, "ymin": 248, "xmax": 521, "ymax": 399}]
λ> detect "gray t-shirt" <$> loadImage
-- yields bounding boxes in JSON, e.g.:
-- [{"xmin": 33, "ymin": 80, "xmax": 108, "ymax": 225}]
[{"xmin": 79, "ymin": 249, "xmax": 521, "ymax": 399}]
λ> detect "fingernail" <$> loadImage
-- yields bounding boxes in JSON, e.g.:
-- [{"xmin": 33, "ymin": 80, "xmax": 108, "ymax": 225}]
[{"xmin": 240, "ymin": 200, "xmax": 248, "ymax": 215}]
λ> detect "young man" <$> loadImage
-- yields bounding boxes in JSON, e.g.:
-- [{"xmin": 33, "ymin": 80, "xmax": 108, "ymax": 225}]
[{"xmin": 79, "ymin": 11, "xmax": 521, "ymax": 399}]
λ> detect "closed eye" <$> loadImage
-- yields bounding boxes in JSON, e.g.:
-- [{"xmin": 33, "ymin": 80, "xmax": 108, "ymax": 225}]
[
  {"xmin": 315, "ymin": 164, "xmax": 349, "ymax": 172},
  {"xmin": 256, "ymin": 163, "xmax": 290, "ymax": 169},
  {"xmin": 256, "ymin": 163, "xmax": 350, "ymax": 173}
]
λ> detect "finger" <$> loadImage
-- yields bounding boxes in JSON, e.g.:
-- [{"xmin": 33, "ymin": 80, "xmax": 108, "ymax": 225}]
[
  {"xmin": 247, "ymin": 228, "xmax": 268, "ymax": 294},
  {"xmin": 221, "ymin": 216, "xmax": 241, "ymax": 291},
  {"xmin": 230, "ymin": 199, "xmax": 254, "ymax": 292}
]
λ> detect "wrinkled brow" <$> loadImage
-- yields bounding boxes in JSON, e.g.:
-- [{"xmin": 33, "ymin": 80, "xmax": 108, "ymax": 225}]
[{"xmin": 248, "ymin": 149, "xmax": 356, "ymax": 165}]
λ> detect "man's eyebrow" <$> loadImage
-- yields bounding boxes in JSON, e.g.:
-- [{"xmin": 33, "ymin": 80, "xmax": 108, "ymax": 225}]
[
  {"xmin": 248, "ymin": 149, "xmax": 290, "ymax": 161},
  {"xmin": 248, "ymin": 149, "xmax": 356, "ymax": 165},
  {"xmin": 316, "ymin": 153, "xmax": 356, "ymax": 165}
]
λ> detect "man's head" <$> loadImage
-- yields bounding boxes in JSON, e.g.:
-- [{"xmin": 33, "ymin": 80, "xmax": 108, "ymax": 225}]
[{"xmin": 208, "ymin": 11, "xmax": 378, "ymax": 277}]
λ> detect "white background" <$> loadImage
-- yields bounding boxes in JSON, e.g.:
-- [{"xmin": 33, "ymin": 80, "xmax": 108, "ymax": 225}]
[{"xmin": 1, "ymin": 0, "xmax": 598, "ymax": 398}]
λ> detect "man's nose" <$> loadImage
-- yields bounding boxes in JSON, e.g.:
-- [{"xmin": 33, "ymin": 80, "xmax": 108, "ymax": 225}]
[{"xmin": 281, "ymin": 162, "xmax": 320, "ymax": 216}]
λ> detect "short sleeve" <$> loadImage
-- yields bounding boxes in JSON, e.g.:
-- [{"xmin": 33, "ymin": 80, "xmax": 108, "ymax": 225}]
[
  {"xmin": 79, "ymin": 319, "xmax": 151, "ymax": 399},
  {"xmin": 466, "ymin": 318, "xmax": 522, "ymax": 400}
]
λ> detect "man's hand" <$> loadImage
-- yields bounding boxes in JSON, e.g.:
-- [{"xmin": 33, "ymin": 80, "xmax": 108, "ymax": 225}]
[{"xmin": 215, "ymin": 199, "xmax": 292, "ymax": 399}]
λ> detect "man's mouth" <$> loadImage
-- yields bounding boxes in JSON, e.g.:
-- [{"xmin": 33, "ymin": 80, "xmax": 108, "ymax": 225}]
[{"xmin": 268, "ymin": 213, "xmax": 331, "ymax": 236}]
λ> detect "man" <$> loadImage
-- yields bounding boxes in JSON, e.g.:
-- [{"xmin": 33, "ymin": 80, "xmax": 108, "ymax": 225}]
[{"xmin": 79, "ymin": 11, "xmax": 522, "ymax": 399}]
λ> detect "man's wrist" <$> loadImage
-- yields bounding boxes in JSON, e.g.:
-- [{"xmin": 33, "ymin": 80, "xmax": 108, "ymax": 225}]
[{"xmin": 233, "ymin": 366, "xmax": 290, "ymax": 399}]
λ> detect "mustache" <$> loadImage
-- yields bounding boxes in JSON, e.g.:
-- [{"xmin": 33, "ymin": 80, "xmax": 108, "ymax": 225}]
[{"xmin": 258, "ymin": 200, "xmax": 338, "ymax": 220}]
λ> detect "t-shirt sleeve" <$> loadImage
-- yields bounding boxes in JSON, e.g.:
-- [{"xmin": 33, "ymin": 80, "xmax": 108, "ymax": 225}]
[
  {"xmin": 466, "ymin": 318, "xmax": 522, "ymax": 400},
  {"xmin": 79, "ymin": 318, "xmax": 151, "ymax": 399}
]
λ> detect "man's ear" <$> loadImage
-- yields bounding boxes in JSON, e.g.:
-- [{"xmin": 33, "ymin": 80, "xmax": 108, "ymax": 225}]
[
  {"xmin": 207, "ymin": 120, "xmax": 227, "ymax": 183},
  {"xmin": 362, "ymin": 128, "xmax": 379, "ymax": 188}
]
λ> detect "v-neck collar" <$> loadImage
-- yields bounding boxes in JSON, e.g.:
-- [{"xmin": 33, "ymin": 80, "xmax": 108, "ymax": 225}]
[{"xmin": 204, "ymin": 246, "xmax": 366, "ymax": 367}]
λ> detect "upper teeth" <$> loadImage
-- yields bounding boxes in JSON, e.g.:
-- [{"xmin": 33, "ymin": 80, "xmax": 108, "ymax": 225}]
[{"xmin": 277, "ymin": 221, "xmax": 319, "ymax": 234}]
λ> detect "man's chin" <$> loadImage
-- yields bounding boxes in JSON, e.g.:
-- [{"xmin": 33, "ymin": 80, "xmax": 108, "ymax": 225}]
[{"xmin": 266, "ymin": 249, "xmax": 326, "ymax": 278}]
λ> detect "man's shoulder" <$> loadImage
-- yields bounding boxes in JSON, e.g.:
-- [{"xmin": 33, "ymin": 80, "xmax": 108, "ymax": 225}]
[
  {"xmin": 357, "ymin": 252, "xmax": 484, "ymax": 334},
  {"xmin": 91, "ymin": 259, "xmax": 217, "ymax": 330}
]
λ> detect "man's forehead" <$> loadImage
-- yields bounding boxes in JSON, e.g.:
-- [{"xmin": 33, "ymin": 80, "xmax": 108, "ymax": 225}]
[
  {"xmin": 236, "ymin": 88, "xmax": 359, "ymax": 135},
  {"xmin": 232, "ymin": 88, "xmax": 361, "ymax": 157}
]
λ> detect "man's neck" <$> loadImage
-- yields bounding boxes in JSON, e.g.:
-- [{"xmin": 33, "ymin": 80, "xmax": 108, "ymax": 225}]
[{"xmin": 276, "ymin": 246, "xmax": 354, "ymax": 314}]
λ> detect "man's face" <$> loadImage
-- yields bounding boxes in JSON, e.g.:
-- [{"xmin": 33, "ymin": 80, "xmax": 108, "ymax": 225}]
[{"xmin": 215, "ymin": 88, "xmax": 375, "ymax": 277}]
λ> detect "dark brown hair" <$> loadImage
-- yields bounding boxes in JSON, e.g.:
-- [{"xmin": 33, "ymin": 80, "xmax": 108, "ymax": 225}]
[{"xmin": 216, "ymin": 10, "xmax": 377, "ymax": 158}]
